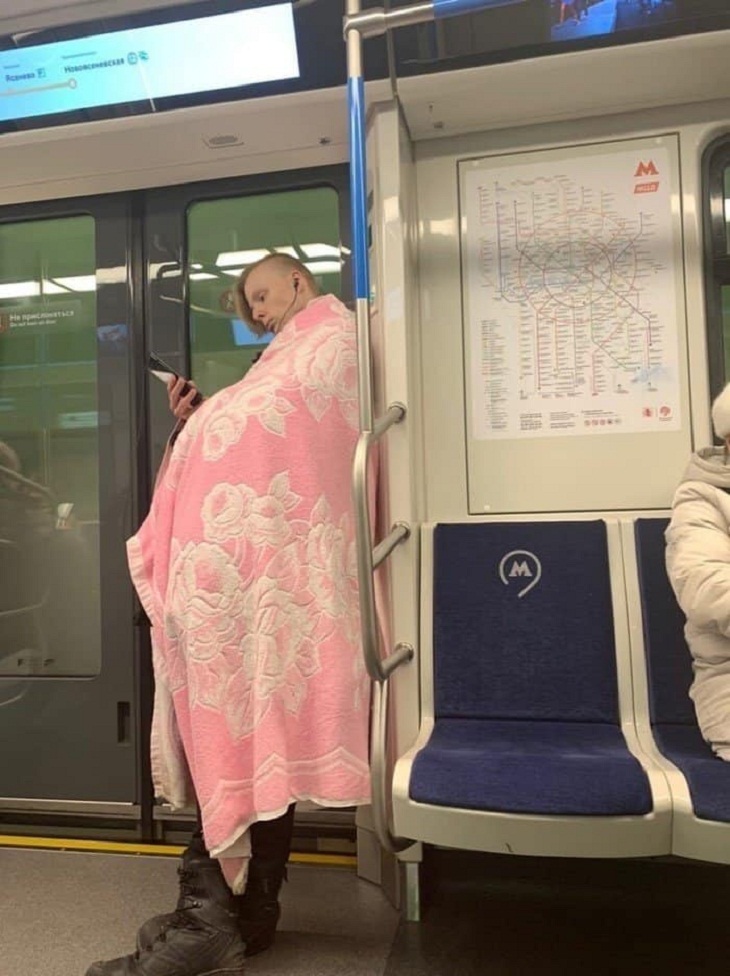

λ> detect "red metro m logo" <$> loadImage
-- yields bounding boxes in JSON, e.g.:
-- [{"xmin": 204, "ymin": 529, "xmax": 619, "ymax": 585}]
[
  {"xmin": 634, "ymin": 160, "xmax": 659, "ymax": 178},
  {"xmin": 634, "ymin": 160, "xmax": 660, "ymax": 194}
]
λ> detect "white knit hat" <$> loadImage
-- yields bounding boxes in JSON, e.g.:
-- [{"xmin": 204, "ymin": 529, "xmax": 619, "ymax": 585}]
[{"xmin": 711, "ymin": 383, "xmax": 730, "ymax": 439}]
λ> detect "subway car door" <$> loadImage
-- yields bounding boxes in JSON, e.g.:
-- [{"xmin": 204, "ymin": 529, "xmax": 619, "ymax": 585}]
[
  {"xmin": 0, "ymin": 195, "xmax": 141, "ymax": 816},
  {"xmin": 0, "ymin": 166, "xmax": 350, "ymax": 829},
  {"xmin": 141, "ymin": 167, "xmax": 350, "ymax": 831},
  {"xmin": 141, "ymin": 167, "xmax": 350, "ymax": 834}
]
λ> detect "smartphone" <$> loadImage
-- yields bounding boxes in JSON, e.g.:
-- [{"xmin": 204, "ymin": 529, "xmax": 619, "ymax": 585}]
[{"xmin": 148, "ymin": 353, "xmax": 203, "ymax": 406}]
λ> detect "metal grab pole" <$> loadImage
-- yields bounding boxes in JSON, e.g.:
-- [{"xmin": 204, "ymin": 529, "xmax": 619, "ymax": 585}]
[
  {"xmin": 344, "ymin": 0, "xmax": 526, "ymax": 871},
  {"xmin": 371, "ymin": 680, "xmax": 412, "ymax": 854},
  {"xmin": 346, "ymin": 0, "xmax": 373, "ymax": 435},
  {"xmin": 346, "ymin": 0, "xmax": 413, "ymax": 856}
]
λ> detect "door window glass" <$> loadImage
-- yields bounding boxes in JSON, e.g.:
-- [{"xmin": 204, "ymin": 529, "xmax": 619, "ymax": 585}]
[{"xmin": 0, "ymin": 215, "xmax": 100, "ymax": 676}]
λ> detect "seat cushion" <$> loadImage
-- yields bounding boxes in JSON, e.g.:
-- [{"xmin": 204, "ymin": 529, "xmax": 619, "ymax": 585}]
[
  {"xmin": 654, "ymin": 724, "xmax": 730, "ymax": 822},
  {"xmin": 410, "ymin": 719, "xmax": 653, "ymax": 816}
]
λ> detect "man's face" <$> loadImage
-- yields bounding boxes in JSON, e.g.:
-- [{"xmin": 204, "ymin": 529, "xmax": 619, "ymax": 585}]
[{"xmin": 244, "ymin": 263, "xmax": 301, "ymax": 334}]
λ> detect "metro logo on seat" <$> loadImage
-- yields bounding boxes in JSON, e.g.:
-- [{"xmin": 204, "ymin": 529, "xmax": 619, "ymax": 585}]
[
  {"xmin": 498, "ymin": 550, "xmax": 542, "ymax": 599},
  {"xmin": 634, "ymin": 160, "xmax": 660, "ymax": 194}
]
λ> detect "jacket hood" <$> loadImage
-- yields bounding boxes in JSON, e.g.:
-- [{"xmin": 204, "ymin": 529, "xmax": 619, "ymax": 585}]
[{"xmin": 681, "ymin": 447, "xmax": 730, "ymax": 490}]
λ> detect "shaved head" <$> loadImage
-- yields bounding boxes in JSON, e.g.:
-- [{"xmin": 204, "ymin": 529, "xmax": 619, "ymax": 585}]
[{"xmin": 234, "ymin": 254, "xmax": 320, "ymax": 336}]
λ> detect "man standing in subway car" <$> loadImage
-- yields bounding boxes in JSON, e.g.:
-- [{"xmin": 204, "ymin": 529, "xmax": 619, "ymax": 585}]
[{"xmin": 86, "ymin": 255, "xmax": 377, "ymax": 976}]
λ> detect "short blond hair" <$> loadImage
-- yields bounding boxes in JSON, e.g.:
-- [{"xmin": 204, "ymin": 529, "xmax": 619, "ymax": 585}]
[{"xmin": 233, "ymin": 253, "xmax": 320, "ymax": 338}]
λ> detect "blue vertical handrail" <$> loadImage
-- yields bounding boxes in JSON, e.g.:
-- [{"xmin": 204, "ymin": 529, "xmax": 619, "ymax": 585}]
[
  {"xmin": 344, "ymin": 0, "xmax": 525, "ymax": 858},
  {"xmin": 345, "ymin": 0, "xmax": 527, "ymax": 312},
  {"xmin": 348, "ymin": 74, "xmax": 369, "ymax": 304}
]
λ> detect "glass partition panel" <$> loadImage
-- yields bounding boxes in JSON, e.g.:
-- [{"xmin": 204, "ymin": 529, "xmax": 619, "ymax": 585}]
[{"xmin": 0, "ymin": 215, "xmax": 100, "ymax": 676}]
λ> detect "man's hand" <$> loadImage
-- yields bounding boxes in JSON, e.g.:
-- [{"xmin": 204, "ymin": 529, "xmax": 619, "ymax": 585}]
[{"xmin": 168, "ymin": 377, "xmax": 202, "ymax": 421}]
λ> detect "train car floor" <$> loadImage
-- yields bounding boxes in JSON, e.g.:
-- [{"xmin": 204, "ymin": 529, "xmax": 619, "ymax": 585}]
[
  {"xmin": 4, "ymin": 845, "xmax": 730, "ymax": 975},
  {"xmin": 389, "ymin": 849, "xmax": 730, "ymax": 976},
  {"xmin": 0, "ymin": 846, "xmax": 399, "ymax": 976}
]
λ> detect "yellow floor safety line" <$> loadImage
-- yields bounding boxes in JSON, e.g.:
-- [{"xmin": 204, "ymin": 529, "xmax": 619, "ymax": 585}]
[{"xmin": 0, "ymin": 834, "xmax": 356, "ymax": 868}]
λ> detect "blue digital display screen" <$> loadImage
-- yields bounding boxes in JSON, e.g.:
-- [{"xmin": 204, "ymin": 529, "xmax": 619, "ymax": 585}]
[
  {"xmin": 0, "ymin": 4, "xmax": 299, "ymax": 123},
  {"xmin": 550, "ymin": 0, "xmax": 692, "ymax": 44}
]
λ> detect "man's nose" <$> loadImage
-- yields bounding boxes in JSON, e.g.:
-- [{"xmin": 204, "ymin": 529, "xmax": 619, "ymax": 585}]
[{"xmin": 255, "ymin": 307, "xmax": 266, "ymax": 321}]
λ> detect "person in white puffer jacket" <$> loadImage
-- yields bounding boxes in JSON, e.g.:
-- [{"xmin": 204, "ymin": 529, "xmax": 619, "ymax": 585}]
[{"xmin": 666, "ymin": 382, "xmax": 730, "ymax": 759}]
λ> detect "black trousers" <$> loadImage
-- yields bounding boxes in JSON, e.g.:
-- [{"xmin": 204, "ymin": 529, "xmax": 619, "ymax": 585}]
[{"xmin": 194, "ymin": 804, "xmax": 296, "ymax": 873}]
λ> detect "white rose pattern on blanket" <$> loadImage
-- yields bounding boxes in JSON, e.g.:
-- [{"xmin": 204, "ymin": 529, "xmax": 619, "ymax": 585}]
[
  {"xmin": 126, "ymin": 295, "xmax": 377, "ymax": 872},
  {"xmin": 199, "ymin": 309, "xmax": 358, "ymax": 461},
  {"xmin": 162, "ymin": 474, "xmax": 361, "ymax": 740}
]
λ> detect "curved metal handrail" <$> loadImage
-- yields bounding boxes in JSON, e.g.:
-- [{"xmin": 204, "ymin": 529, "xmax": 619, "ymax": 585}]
[
  {"xmin": 371, "ymin": 678, "xmax": 414, "ymax": 853},
  {"xmin": 352, "ymin": 403, "xmax": 409, "ymax": 684},
  {"xmin": 351, "ymin": 400, "xmax": 414, "ymax": 853}
]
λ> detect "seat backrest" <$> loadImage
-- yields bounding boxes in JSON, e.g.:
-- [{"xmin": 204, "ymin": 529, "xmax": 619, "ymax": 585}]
[
  {"xmin": 634, "ymin": 518, "xmax": 695, "ymax": 726},
  {"xmin": 432, "ymin": 520, "xmax": 619, "ymax": 723}
]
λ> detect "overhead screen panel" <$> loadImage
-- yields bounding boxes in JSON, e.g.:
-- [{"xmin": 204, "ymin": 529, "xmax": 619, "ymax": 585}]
[
  {"xmin": 392, "ymin": 0, "xmax": 730, "ymax": 78},
  {"xmin": 0, "ymin": 2, "xmax": 727, "ymax": 133},
  {"xmin": 0, "ymin": 3, "xmax": 299, "ymax": 124},
  {"xmin": 547, "ymin": 0, "xmax": 724, "ymax": 45}
]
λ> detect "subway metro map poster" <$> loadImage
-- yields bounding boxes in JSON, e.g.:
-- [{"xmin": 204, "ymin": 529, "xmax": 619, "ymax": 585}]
[{"xmin": 459, "ymin": 136, "xmax": 683, "ymax": 442}]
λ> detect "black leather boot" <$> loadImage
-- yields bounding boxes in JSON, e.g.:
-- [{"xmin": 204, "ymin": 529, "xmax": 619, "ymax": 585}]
[
  {"xmin": 235, "ymin": 859, "xmax": 287, "ymax": 957},
  {"xmin": 137, "ymin": 862, "xmax": 286, "ymax": 960},
  {"xmin": 238, "ymin": 804, "xmax": 295, "ymax": 957},
  {"xmin": 136, "ymin": 834, "xmax": 213, "ymax": 953},
  {"xmin": 86, "ymin": 848, "xmax": 247, "ymax": 976},
  {"xmin": 137, "ymin": 806, "xmax": 295, "ymax": 959}
]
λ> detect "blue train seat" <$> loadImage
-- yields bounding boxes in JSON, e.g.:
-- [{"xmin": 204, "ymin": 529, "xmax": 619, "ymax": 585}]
[
  {"xmin": 629, "ymin": 518, "xmax": 730, "ymax": 860},
  {"xmin": 392, "ymin": 520, "xmax": 671, "ymax": 857}
]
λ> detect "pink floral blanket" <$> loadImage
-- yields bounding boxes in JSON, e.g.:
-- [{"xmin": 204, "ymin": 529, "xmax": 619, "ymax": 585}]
[{"xmin": 127, "ymin": 295, "xmax": 372, "ymax": 889}]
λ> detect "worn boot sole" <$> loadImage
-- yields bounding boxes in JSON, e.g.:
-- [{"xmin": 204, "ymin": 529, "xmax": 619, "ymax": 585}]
[
  {"xmin": 137, "ymin": 921, "xmax": 277, "ymax": 959},
  {"xmin": 86, "ymin": 966, "xmax": 245, "ymax": 976},
  {"xmin": 136, "ymin": 922, "xmax": 276, "ymax": 958},
  {"xmin": 192, "ymin": 970, "xmax": 246, "ymax": 975}
]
